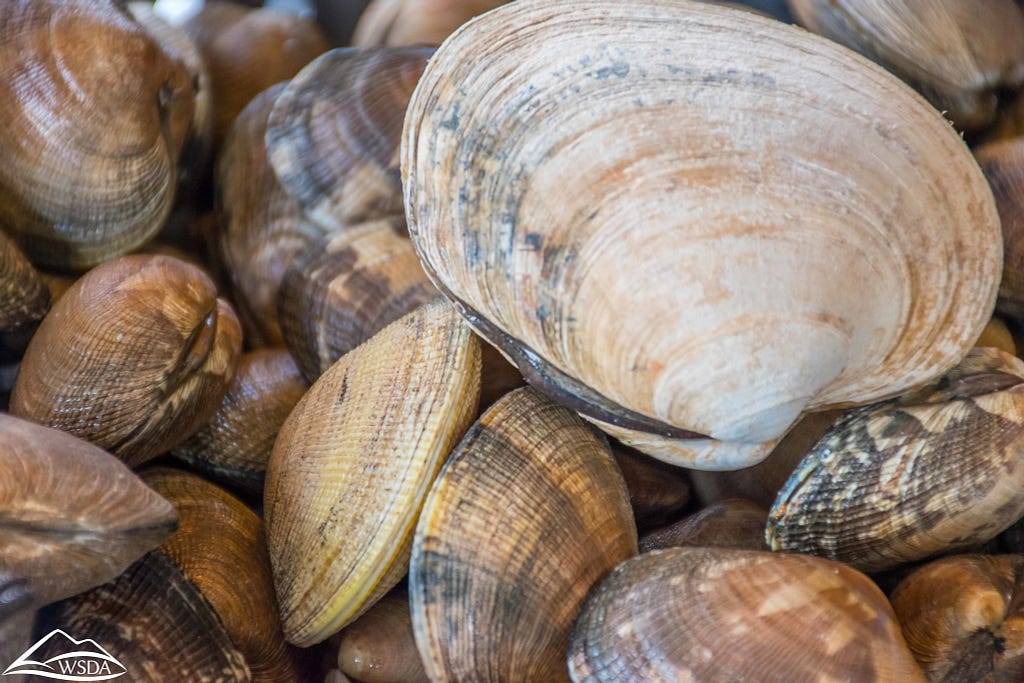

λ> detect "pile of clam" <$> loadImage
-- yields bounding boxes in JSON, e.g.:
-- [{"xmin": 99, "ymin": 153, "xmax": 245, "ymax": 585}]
[{"xmin": 3, "ymin": 0, "xmax": 1024, "ymax": 681}]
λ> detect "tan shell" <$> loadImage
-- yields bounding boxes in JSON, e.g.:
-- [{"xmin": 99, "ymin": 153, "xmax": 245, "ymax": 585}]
[
  {"xmin": 639, "ymin": 499, "xmax": 768, "ymax": 552},
  {"xmin": 184, "ymin": 1, "xmax": 328, "ymax": 144},
  {"xmin": 143, "ymin": 468, "xmax": 297, "ymax": 683},
  {"xmin": 891, "ymin": 554, "xmax": 1024, "ymax": 682},
  {"xmin": 0, "ymin": 0, "xmax": 194, "ymax": 270},
  {"xmin": 975, "ymin": 317, "xmax": 1017, "ymax": 356},
  {"xmin": 786, "ymin": 0, "xmax": 1024, "ymax": 130},
  {"xmin": 352, "ymin": 0, "xmax": 508, "ymax": 47},
  {"xmin": 410, "ymin": 387, "xmax": 637, "ymax": 682},
  {"xmin": 767, "ymin": 348, "xmax": 1024, "ymax": 572},
  {"xmin": 336, "ymin": 587, "xmax": 429, "ymax": 683},
  {"xmin": 0, "ymin": 413, "xmax": 177, "ymax": 606},
  {"xmin": 218, "ymin": 84, "xmax": 322, "ymax": 347},
  {"xmin": 976, "ymin": 140, "xmax": 1024, "ymax": 319},
  {"xmin": 568, "ymin": 547, "xmax": 925, "ymax": 682},
  {"xmin": 40, "ymin": 552, "xmax": 250, "ymax": 682},
  {"xmin": 278, "ymin": 221, "xmax": 440, "ymax": 382},
  {"xmin": 266, "ymin": 47, "xmax": 432, "ymax": 233},
  {"xmin": 171, "ymin": 349, "xmax": 308, "ymax": 495},
  {"xmin": 10, "ymin": 254, "xmax": 242, "ymax": 467},
  {"xmin": 265, "ymin": 300, "xmax": 480, "ymax": 647},
  {"xmin": 403, "ymin": 0, "xmax": 1002, "ymax": 470}
]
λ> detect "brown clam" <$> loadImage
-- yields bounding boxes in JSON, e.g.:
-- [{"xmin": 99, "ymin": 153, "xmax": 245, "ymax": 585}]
[
  {"xmin": 278, "ymin": 221, "xmax": 440, "ymax": 382},
  {"xmin": 786, "ymin": 0, "xmax": 1024, "ymax": 130},
  {"xmin": 142, "ymin": 468, "xmax": 297, "ymax": 682},
  {"xmin": 352, "ymin": 0, "xmax": 508, "ymax": 47},
  {"xmin": 38, "ymin": 551, "xmax": 250, "ymax": 682},
  {"xmin": 611, "ymin": 444, "xmax": 691, "ymax": 530},
  {"xmin": 183, "ymin": 1, "xmax": 328, "ymax": 144},
  {"xmin": 403, "ymin": 0, "xmax": 1001, "ymax": 470},
  {"xmin": 0, "ymin": 230, "xmax": 50, "ymax": 334},
  {"xmin": 218, "ymin": 84, "xmax": 321, "ymax": 347},
  {"xmin": 0, "ymin": 576, "xmax": 34, "ymax": 677},
  {"xmin": 265, "ymin": 300, "xmax": 480, "ymax": 647},
  {"xmin": 639, "ymin": 498, "xmax": 768, "ymax": 552},
  {"xmin": 10, "ymin": 254, "xmax": 242, "ymax": 467},
  {"xmin": 0, "ymin": 0, "xmax": 194, "ymax": 270},
  {"xmin": 768, "ymin": 348, "xmax": 1024, "ymax": 572},
  {"xmin": 891, "ymin": 554, "xmax": 1024, "ymax": 682},
  {"xmin": 410, "ymin": 387, "xmax": 637, "ymax": 682},
  {"xmin": 265, "ymin": 47, "xmax": 432, "ymax": 233},
  {"xmin": 0, "ymin": 413, "xmax": 177, "ymax": 606},
  {"xmin": 976, "ymin": 140, "xmax": 1024, "ymax": 320},
  {"xmin": 568, "ymin": 547, "xmax": 925, "ymax": 682},
  {"xmin": 171, "ymin": 349, "xmax": 308, "ymax": 495},
  {"xmin": 335, "ymin": 587, "xmax": 429, "ymax": 683}
]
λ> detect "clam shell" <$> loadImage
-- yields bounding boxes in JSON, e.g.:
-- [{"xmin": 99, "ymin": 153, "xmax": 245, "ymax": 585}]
[
  {"xmin": 0, "ymin": 414, "xmax": 177, "ymax": 605},
  {"xmin": 352, "ymin": 0, "xmax": 508, "ymax": 47},
  {"xmin": 786, "ymin": 0, "xmax": 1024, "ymax": 130},
  {"xmin": 410, "ymin": 387, "xmax": 637, "ymax": 682},
  {"xmin": 0, "ymin": 0, "xmax": 194, "ymax": 270},
  {"xmin": 266, "ymin": 47, "xmax": 432, "ymax": 233},
  {"xmin": 10, "ymin": 254, "xmax": 242, "ymax": 467},
  {"xmin": 172, "ymin": 349, "xmax": 308, "ymax": 495},
  {"xmin": 278, "ymin": 221, "xmax": 440, "ymax": 382},
  {"xmin": 0, "ymin": 576, "xmax": 35, "ymax": 675},
  {"xmin": 0, "ymin": 230, "xmax": 50, "ymax": 333},
  {"xmin": 639, "ymin": 498, "xmax": 768, "ymax": 552},
  {"xmin": 336, "ymin": 587, "xmax": 428, "ymax": 683},
  {"xmin": 891, "ymin": 554, "xmax": 1024, "ymax": 682},
  {"xmin": 611, "ymin": 444, "xmax": 691, "ymax": 530},
  {"xmin": 265, "ymin": 300, "xmax": 481, "ymax": 646},
  {"xmin": 767, "ymin": 348, "xmax": 1024, "ymax": 572},
  {"xmin": 976, "ymin": 140, "xmax": 1024, "ymax": 320},
  {"xmin": 568, "ymin": 547, "xmax": 925, "ymax": 682},
  {"xmin": 143, "ymin": 468, "xmax": 296, "ymax": 683},
  {"xmin": 39, "ymin": 551, "xmax": 250, "ymax": 682},
  {"xmin": 403, "ymin": 0, "xmax": 1001, "ymax": 470},
  {"xmin": 218, "ymin": 84, "xmax": 323, "ymax": 347}
]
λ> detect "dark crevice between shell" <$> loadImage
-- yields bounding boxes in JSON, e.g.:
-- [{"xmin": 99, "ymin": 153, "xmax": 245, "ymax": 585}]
[{"xmin": 445, "ymin": 295, "xmax": 710, "ymax": 441}]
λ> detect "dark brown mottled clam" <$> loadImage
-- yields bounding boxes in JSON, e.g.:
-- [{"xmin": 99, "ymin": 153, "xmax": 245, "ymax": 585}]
[
  {"xmin": 568, "ymin": 547, "xmax": 926, "ymax": 682},
  {"xmin": 768, "ymin": 348, "xmax": 1024, "ymax": 572},
  {"xmin": 410, "ymin": 387, "xmax": 637, "ymax": 682},
  {"xmin": 0, "ymin": 413, "xmax": 177, "ymax": 606},
  {"xmin": 10, "ymin": 254, "xmax": 242, "ymax": 467},
  {"xmin": 891, "ymin": 554, "xmax": 1024, "ymax": 682}
]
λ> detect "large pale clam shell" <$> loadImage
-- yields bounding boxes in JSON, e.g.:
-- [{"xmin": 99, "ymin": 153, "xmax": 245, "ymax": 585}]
[{"xmin": 402, "ymin": 0, "xmax": 1002, "ymax": 469}]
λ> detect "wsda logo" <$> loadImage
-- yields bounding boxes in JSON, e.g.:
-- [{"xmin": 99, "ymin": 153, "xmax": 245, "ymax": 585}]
[{"xmin": 2, "ymin": 630, "xmax": 127, "ymax": 681}]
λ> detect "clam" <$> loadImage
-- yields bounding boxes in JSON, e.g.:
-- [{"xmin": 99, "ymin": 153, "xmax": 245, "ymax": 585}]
[
  {"xmin": 767, "ymin": 348, "xmax": 1024, "ymax": 572},
  {"xmin": 265, "ymin": 46, "xmax": 432, "ymax": 233},
  {"xmin": 402, "ymin": 0, "xmax": 1001, "ymax": 470},
  {"xmin": 410, "ymin": 387, "xmax": 637, "ymax": 682},
  {"xmin": 277, "ymin": 221, "xmax": 439, "ymax": 382},
  {"xmin": 568, "ymin": 547, "xmax": 925, "ymax": 682},
  {"xmin": 172, "ymin": 349, "xmax": 308, "ymax": 495},
  {"xmin": 975, "ymin": 317, "xmax": 1017, "ymax": 357},
  {"xmin": 975, "ymin": 140, "xmax": 1024, "ymax": 320},
  {"xmin": 10, "ymin": 254, "xmax": 242, "ymax": 467},
  {"xmin": 142, "ymin": 468, "xmax": 297, "ymax": 682},
  {"xmin": 890, "ymin": 554, "xmax": 1024, "ymax": 681},
  {"xmin": 0, "ymin": 230, "xmax": 50, "ymax": 334},
  {"xmin": 38, "ymin": 551, "xmax": 250, "ymax": 682},
  {"xmin": 335, "ymin": 587, "xmax": 429, "ymax": 683},
  {"xmin": 0, "ymin": 576, "xmax": 34, "ymax": 677},
  {"xmin": 639, "ymin": 498, "xmax": 768, "ymax": 552},
  {"xmin": 352, "ymin": 0, "xmax": 508, "ymax": 47},
  {"xmin": 218, "ymin": 84, "xmax": 321, "ymax": 347},
  {"xmin": 0, "ymin": 0, "xmax": 194, "ymax": 270},
  {"xmin": 0, "ymin": 413, "xmax": 177, "ymax": 606},
  {"xmin": 182, "ymin": 0, "xmax": 328, "ymax": 144},
  {"xmin": 786, "ymin": 0, "xmax": 1024, "ymax": 130},
  {"xmin": 265, "ymin": 300, "xmax": 481, "ymax": 647},
  {"xmin": 611, "ymin": 444, "xmax": 691, "ymax": 530}
]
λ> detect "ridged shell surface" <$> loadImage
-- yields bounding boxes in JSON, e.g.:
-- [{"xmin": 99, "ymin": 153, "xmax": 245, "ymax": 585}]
[
  {"xmin": 403, "ymin": 0, "xmax": 1002, "ymax": 469},
  {"xmin": 265, "ymin": 300, "xmax": 480, "ymax": 647},
  {"xmin": 410, "ymin": 387, "xmax": 637, "ymax": 682}
]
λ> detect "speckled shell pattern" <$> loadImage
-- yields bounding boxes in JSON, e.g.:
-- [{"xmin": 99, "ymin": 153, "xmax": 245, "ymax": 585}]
[
  {"xmin": 410, "ymin": 387, "xmax": 638, "ymax": 682},
  {"xmin": 767, "ymin": 348, "xmax": 1024, "ymax": 572},
  {"xmin": 568, "ymin": 547, "xmax": 925, "ymax": 682},
  {"xmin": 402, "ymin": 0, "xmax": 1002, "ymax": 471}
]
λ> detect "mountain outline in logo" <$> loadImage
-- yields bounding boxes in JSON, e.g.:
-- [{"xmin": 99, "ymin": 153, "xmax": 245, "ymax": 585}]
[{"xmin": 2, "ymin": 629, "xmax": 126, "ymax": 681}]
